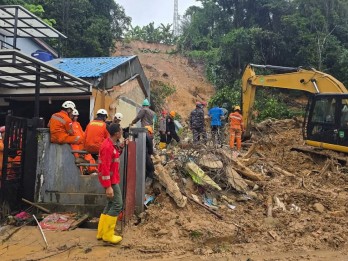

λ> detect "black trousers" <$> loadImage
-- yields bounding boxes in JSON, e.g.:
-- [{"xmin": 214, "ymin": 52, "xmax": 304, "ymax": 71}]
[{"xmin": 166, "ymin": 131, "xmax": 180, "ymax": 144}]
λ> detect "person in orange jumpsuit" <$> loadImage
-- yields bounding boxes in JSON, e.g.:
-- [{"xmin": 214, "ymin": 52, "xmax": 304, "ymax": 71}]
[
  {"xmin": 229, "ymin": 105, "xmax": 244, "ymax": 150},
  {"xmin": 84, "ymin": 109, "xmax": 109, "ymax": 156},
  {"xmin": 70, "ymin": 109, "xmax": 97, "ymax": 174},
  {"xmin": 49, "ymin": 101, "xmax": 82, "ymax": 144}
]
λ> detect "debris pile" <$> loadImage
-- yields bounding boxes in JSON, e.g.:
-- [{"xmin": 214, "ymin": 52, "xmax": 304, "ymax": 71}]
[{"xmin": 130, "ymin": 118, "xmax": 348, "ymax": 256}]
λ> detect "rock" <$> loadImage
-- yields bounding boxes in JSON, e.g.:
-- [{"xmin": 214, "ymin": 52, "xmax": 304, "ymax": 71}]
[{"xmin": 313, "ymin": 203, "xmax": 325, "ymax": 213}]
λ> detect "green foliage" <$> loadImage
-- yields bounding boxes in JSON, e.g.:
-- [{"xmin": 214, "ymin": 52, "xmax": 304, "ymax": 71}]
[
  {"xmin": 22, "ymin": 0, "xmax": 132, "ymax": 57},
  {"xmin": 125, "ymin": 22, "xmax": 177, "ymax": 45},
  {"xmin": 150, "ymin": 82, "xmax": 176, "ymax": 113}
]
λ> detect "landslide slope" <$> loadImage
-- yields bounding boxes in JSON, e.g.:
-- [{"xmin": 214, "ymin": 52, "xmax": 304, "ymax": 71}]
[{"xmin": 113, "ymin": 41, "xmax": 215, "ymax": 119}]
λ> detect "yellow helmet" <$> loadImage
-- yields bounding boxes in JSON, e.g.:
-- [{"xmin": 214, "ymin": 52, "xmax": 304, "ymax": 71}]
[{"xmin": 234, "ymin": 105, "xmax": 241, "ymax": 111}]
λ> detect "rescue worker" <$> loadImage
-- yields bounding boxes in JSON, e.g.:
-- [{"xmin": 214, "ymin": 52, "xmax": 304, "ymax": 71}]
[
  {"xmin": 208, "ymin": 105, "xmax": 224, "ymax": 145},
  {"xmin": 71, "ymin": 109, "xmax": 97, "ymax": 174},
  {"xmin": 130, "ymin": 98, "xmax": 155, "ymax": 127},
  {"xmin": 96, "ymin": 123, "xmax": 123, "ymax": 244},
  {"xmin": 113, "ymin": 112, "xmax": 123, "ymax": 124},
  {"xmin": 49, "ymin": 101, "xmax": 82, "ymax": 144},
  {"xmin": 229, "ymin": 105, "xmax": 244, "ymax": 151},
  {"xmin": 0, "ymin": 126, "xmax": 5, "ymax": 178},
  {"xmin": 190, "ymin": 102, "xmax": 205, "ymax": 143},
  {"xmin": 158, "ymin": 110, "xmax": 167, "ymax": 149},
  {"xmin": 84, "ymin": 109, "xmax": 109, "ymax": 156},
  {"xmin": 166, "ymin": 111, "xmax": 180, "ymax": 144},
  {"xmin": 145, "ymin": 125, "xmax": 155, "ymax": 185}
]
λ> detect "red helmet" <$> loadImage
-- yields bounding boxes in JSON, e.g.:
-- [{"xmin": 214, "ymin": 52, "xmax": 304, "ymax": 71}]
[
  {"xmin": 201, "ymin": 101, "xmax": 207, "ymax": 107},
  {"xmin": 196, "ymin": 101, "xmax": 201, "ymax": 106},
  {"xmin": 0, "ymin": 126, "xmax": 5, "ymax": 133},
  {"xmin": 161, "ymin": 110, "xmax": 167, "ymax": 115}
]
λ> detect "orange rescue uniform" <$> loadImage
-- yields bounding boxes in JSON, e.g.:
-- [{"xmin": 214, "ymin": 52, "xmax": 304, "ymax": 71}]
[
  {"xmin": 71, "ymin": 121, "xmax": 97, "ymax": 173},
  {"xmin": 84, "ymin": 120, "xmax": 109, "ymax": 154},
  {"xmin": 229, "ymin": 111, "xmax": 244, "ymax": 150},
  {"xmin": 49, "ymin": 110, "xmax": 82, "ymax": 144}
]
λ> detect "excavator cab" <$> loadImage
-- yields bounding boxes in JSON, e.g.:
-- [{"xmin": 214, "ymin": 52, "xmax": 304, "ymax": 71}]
[{"xmin": 305, "ymin": 94, "xmax": 348, "ymax": 152}]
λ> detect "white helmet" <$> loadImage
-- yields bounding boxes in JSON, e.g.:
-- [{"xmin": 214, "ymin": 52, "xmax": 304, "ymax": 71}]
[
  {"xmin": 97, "ymin": 109, "xmax": 108, "ymax": 117},
  {"xmin": 72, "ymin": 109, "xmax": 79, "ymax": 116},
  {"xmin": 62, "ymin": 101, "xmax": 76, "ymax": 110},
  {"xmin": 114, "ymin": 112, "xmax": 123, "ymax": 120}
]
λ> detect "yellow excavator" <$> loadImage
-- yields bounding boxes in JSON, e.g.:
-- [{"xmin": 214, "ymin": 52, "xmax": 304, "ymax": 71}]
[{"xmin": 242, "ymin": 63, "xmax": 348, "ymax": 153}]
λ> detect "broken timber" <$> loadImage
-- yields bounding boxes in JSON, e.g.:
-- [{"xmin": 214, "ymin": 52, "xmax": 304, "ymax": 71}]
[
  {"xmin": 153, "ymin": 156, "xmax": 187, "ymax": 208},
  {"xmin": 291, "ymin": 146, "xmax": 348, "ymax": 165},
  {"xmin": 225, "ymin": 166, "xmax": 248, "ymax": 193},
  {"xmin": 217, "ymin": 149, "xmax": 265, "ymax": 181}
]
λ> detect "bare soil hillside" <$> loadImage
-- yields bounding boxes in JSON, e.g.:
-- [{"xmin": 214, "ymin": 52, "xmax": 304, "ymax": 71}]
[{"xmin": 114, "ymin": 41, "xmax": 215, "ymax": 119}]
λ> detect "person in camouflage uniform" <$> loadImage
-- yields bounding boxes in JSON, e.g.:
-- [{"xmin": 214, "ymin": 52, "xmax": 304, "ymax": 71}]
[{"xmin": 190, "ymin": 102, "xmax": 206, "ymax": 143}]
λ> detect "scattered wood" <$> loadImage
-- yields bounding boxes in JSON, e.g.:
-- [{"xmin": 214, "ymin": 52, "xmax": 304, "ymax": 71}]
[
  {"xmin": 265, "ymin": 163, "xmax": 296, "ymax": 178},
  {"xmin": 153, "ymin": 156, "xmax": 187, "ymax": 208},
  {"xmin": 319, "ymin": 160, "xmax": 333, "ymax": 176},
  {"xmin": 291, "ymin": 146, "xmax": 348, "ymax": 165},
  {"xmin": 185, "ymin": 161, "xmax": 222, "ymax": 190},
  {"xmin": 218, "ymin": 149, "xmax": 265, "ymax": 181},
  {"xmin": 225, "ymin": 166, "xmax": 248, "ymax": 193},
  {"xmin": 183, "ymin": 192, "xmax": 223, "ymax": 219},
  {"xmin": 198, "ymin": 154, "xmax": 223, "ymax": 170},
  {"xmin": 243, "ymin": 143, "xmax": 257, "ymax": 159},
  {"xmin": 239, "ymin": 157, "xmax": 259, "ymax": 166},
  {"xmin": 69, "ymin": 214, "xmax": 89, "ymax": 230},
  {"xmin": 22, "ymin": 198, "xmax": 51, "ymax": 213}
]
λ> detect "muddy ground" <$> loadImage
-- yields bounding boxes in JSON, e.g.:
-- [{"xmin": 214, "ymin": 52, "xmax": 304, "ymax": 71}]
[{"xmin": 1, "ymin": 119, "xmax": 347, "ymax": 261}]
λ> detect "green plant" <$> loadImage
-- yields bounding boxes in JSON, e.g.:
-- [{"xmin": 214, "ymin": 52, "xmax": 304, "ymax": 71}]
[
  {"xmin": 189, "ymin": 230, "xmax": 203, "ymax": 239},
  {"xmin": 150, "ymin": 81, "xmax": 176, "ymax": 113}
]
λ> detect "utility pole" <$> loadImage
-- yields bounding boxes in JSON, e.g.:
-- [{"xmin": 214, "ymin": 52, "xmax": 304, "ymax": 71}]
[{"xmin": 173, "ymin": 0, "xmax": 179, "ymax": 36}]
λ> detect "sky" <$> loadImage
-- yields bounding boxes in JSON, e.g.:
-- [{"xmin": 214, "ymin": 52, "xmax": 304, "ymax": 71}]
[{"xmin": 115, "ymin": 0, "xmax": 200, "ymax": 27}]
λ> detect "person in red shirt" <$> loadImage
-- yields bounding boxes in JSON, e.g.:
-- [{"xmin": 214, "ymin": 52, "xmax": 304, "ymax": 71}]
[
  {"xmin": 84, "ymin": 109, "xmax": 109, "ymax": 156},
  {"xmin": 229, "ymin": 105, "xmax": 244, "ymax": 150},
  {"xmin": 96, "ymin": 123, "xmax": 123, "ymax": 244}
]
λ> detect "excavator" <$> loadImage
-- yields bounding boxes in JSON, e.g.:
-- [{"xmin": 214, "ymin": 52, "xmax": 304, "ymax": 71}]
[{"xmin": 242, "ymin": 63, "xmax": 348, "ymax": 153}]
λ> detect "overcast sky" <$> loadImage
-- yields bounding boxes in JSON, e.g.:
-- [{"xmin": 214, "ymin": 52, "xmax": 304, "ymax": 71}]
[{"xmin": 116, "ymin": 0, "xmax": 200, "ymax": 27}]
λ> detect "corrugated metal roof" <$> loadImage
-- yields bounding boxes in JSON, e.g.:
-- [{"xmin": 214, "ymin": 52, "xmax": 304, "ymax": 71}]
[{"xmin": 48, "ymin": 56, "xmax": 136, "ymax": 78}]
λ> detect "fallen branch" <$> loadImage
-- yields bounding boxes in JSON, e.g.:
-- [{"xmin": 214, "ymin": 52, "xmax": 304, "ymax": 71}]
[
  {"xmin": 266, "ymin": 163, "xmax": 296, "ymax": 178},
  {"xmin": 218, "ymin": 149, "xmax": 265, "ymax": 181},
  {"xmin": 183, "ymin": 192, "xmax": 223, "ymax": 219},
  {"xmin": 243, "ymin": 143, "xmax": 257, "ymax": 159},
  {"xmin": 22, "ymin": 198, "xmax": 50, "ymax": 214}
]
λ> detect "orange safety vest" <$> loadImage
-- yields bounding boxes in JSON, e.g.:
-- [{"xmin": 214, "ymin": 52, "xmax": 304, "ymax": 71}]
[
  {"xmin": 49, "ymin": 110, "xmax": 74, "ymax": 143},
  {"xmin": 84, "ymin": 120, "xmax": 109, "ymax": 154},
  {"xmin": 229, "ymin": 111, "xmax": 244, "ymax": 130}
]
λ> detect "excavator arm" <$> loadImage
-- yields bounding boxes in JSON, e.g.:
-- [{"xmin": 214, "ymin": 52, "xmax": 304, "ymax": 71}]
[{"xmin": 242, "ymin": 64, "xmax": 348, "ymax": 137}]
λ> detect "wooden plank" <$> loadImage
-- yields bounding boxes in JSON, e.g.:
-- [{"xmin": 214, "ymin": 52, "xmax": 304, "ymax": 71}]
[{"xmin": 69, "ymin": 214, "xmax": 89, "ymax": 230}]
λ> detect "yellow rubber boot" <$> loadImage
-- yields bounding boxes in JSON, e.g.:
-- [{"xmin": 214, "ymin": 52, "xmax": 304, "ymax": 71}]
[
  {"xmin": 96, "ymin": 213, "xmax": 106, "ymax": 240},
  {"xmin": 102, "ymin": 215, "xmax": 122, "ymax": 244}
]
